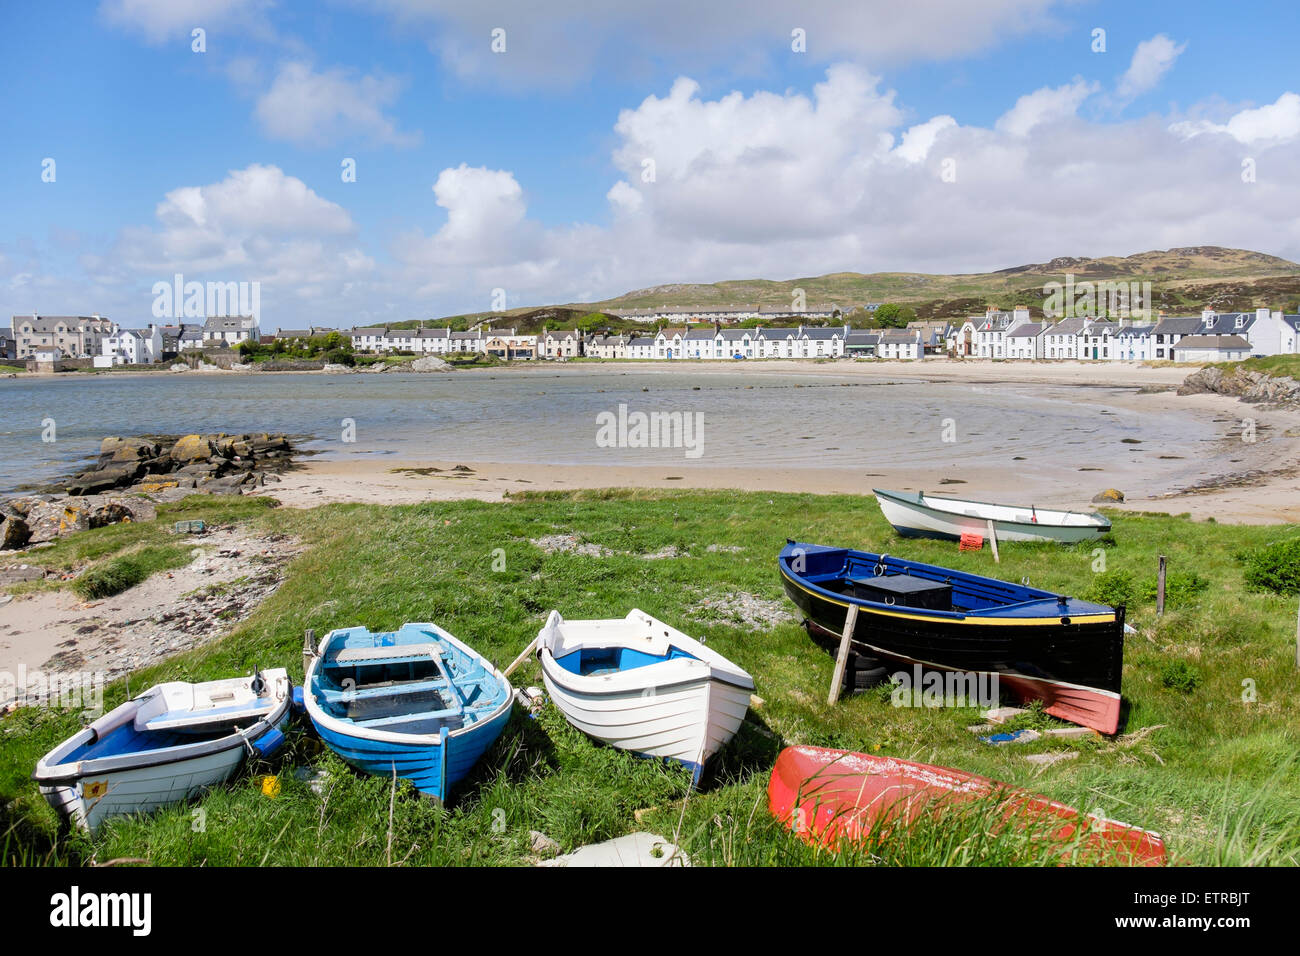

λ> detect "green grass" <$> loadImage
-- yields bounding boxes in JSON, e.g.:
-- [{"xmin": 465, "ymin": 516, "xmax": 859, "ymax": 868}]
[
  {"xmin": 71, "ymin": 544, "xmax": 196, "ymax": 599},
  {"xmin": 1224, "ymin": 355, "xmax": 1300, "ymax": 379},
  {"xmin": 3, "ymin": 489, "xmax": 1298, "ymax": 866}
]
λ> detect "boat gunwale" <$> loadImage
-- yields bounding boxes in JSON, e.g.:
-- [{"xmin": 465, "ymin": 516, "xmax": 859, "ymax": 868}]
[
  {"xmin": 778, "ymin": 544, "xmax": 1116, "ymax": 626},
  {"xmin": 873, "ymin": 488, "xmax": 1111, "ymax": 530}
]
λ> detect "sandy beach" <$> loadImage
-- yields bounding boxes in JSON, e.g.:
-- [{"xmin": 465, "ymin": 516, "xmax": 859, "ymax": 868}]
[{"xmin": 248, "ymin": 359, "xmax": 1300, "ymax": 524}]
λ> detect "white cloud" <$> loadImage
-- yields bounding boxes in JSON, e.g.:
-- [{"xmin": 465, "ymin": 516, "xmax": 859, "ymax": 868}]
[
  {"xmin": 1117, "ymin": 34, "xmax": 1186, "ymax": 99},
  {"xmin": 1170, "ymin": 92, "xmax": 1300, "ymax": 145},
  {"xmin": 996, "ymin": 78, "xmax": 1097, "ymax": 137},
  {"xmin": 254, "ymin": 62, "xmax": 418, "ymax": 147},
  {"xmin": 365, "ymin": 0, "xmax": 1068, "ymax": 85},
  {"xmin": 99, "ymin": 0, "xmax": 272, "ymax": 43},
  {"xmin": 894, "ymin": 115, "xmax": 957, "ymax": 163},
  {"xmin": 17, "ymin": 66, "xmax": 1300, "ymax": 327},
  {"xmin": 93, "ymin": 165, "xmax": 373, "ymax": 320}
]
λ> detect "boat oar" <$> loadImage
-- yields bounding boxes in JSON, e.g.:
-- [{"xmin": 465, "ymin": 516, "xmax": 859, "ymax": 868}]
[{"xmin": 503, "ymin": 637, "xmax": 538, "ymax": 679}]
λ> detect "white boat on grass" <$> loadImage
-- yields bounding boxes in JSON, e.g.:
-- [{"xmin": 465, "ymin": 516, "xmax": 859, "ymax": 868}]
[
  {"xmin": 536, "ymin": 609, "xmax": 753, "ymax": 784},
  {"xmin": 873, "ymin": 488, "xmax": 1112, "ymax": 545},
  {"xmin": 33, "ymin": 669, "xmax": 292, "ymax": 833}
]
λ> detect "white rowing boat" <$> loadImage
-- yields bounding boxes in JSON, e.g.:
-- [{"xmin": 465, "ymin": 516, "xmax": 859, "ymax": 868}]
[
  {"xmin": 33, "ymin": 669, "xmax": 292, "ymax": 832},
  {"xmin": 873, "ymin": 488, "xmax": 1111, "ymax": 545},
  {"xmin": 536, "ymin": 609, "xmax": 753, "ymax": 784}
]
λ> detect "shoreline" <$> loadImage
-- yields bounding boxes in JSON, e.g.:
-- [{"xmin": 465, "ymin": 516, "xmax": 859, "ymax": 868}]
[
  {"xmin": 3, "ymin": 356, "xmax": 1217, "ymax": 386},
  {"xmin": 6, "ymin": 359, "xmax": 1299, "ymax": 523},
  {"xmin": 254, "ymin": 369, "xmax": 1300, "ymax": 524}
]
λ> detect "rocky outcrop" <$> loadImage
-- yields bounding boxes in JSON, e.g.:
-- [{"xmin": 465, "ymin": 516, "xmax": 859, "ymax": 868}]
[
  {"xmin": 408, "ymin": 355, "xmax": 452, "ymax": 373},
  {"xmin": 0, "ymin": 432, "xmax": 299, "ymax": 549},
  {"xmin": 0, "ymin": 516, "xmax": 29, "ymax": 550},
  {"xmin": 1178, "ymin": 366, "xmax": 1300, "ymax": 405},
  {"xmin": 1092, "ymin": 488, "xmax": 1125, "ymax": 503},
  {"xmin": 60, "ymin": 433, "xmax": 296, "ymax": 498}
]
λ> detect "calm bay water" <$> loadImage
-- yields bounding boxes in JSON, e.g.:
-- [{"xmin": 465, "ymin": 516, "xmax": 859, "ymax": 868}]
[{"xmin": 0, "ymin": 367, "xmax": 1215, "ymax": 495}]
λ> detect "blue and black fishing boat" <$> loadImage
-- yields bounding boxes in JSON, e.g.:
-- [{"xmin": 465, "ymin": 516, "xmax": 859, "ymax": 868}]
[
  {"xmin": 778, "ymin": 541, "xmax": 1125, "ymax": 733},
  {"xmin": 304, "ymin": 622, "xmax": 513, "ymax": 801}
]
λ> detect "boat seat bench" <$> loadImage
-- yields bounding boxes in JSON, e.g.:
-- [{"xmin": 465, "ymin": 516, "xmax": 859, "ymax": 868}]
[
  {"xmin": 319, "ymin": 676, "xmax": 452, "ymax": 704},
  {"xmin": 332, "ymin": 643, "xmax": 444, "ymax": 666}
]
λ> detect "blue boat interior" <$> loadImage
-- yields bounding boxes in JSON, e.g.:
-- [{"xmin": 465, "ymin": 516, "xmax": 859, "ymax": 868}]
[
  {"xmin": 55, "ymin": 722, "xmax": 224, "ymax": 767},
  {"xmin": 781, "ymin": 543, "xmax": 1112, "ymax": 618},
  {"xmin": 553, "ymin": 644, "xmax": 698, "ymax": 677},
  {"xmin": 315, "ymin": 624, "xmax": 509, "ymax": 737}
]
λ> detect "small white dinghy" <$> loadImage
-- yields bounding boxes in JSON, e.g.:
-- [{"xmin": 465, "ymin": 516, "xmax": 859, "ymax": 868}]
[
  {"xmin": 874, "ymin": 488, "xmax": 1112, "ymax": 545},
  {"xmin": 33, "ymin": 669, "xmax": 292, "ymax": 833},
  {"xmin": 536, "ymin": 609, "xmax": 754, "ymax": 784}
]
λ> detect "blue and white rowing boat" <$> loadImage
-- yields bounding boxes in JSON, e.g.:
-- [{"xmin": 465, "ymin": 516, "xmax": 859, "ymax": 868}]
[
  {"xmin": 33, "ymin": 668, "xmax": 292, "ymax": 833},
  {"xmin": 303, "ymin": 622, "xmax": 513, "ymax": 802}
]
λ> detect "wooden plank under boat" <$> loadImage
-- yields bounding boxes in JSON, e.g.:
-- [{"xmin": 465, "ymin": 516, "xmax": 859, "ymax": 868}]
[
  {"xmin": 768, "ymin": 745, "xmax": 1167, "ymax": 865},
  {"xmin": 536, "ymin": 609, "xmax": 754, "ymax": 784},
  {"xmin": 778, "ymin": 540, "xmax": 1124, "ymax": 733},
  {"xmin": 304, "ymin": 622, "xmax": 513, "ymax": 802},
  {"xmin": 33, "ymin": 669, "xmax": 292, "ymax": 833},
  {"xmin": 874, "ymin": 488, "xmax": 1112, "ymax": 545}
]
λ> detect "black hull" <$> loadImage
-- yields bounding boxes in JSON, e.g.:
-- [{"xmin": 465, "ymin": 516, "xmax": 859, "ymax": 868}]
[{"xmin": 782, "ymin": 572, "xmax": 1125, "ymax": 732}]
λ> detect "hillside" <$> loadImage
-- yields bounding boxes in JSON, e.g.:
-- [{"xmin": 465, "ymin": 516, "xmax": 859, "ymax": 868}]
[
  {"xmin": 394, "ymin": 246, "xmax": 1300, "ymax": 330},
  {"xmin": 567, "ymin": 246, "xmax": 1300, "ymax": 321}
]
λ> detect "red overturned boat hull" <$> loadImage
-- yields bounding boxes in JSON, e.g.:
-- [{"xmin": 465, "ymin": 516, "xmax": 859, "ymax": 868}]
[{"xmin": 768, "ymin": 745, "xmax": 1167, "ymax": 866}]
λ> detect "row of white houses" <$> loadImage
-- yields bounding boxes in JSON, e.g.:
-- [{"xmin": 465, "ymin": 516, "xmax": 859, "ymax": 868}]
[
  {"xmin": 949, "ymin": 306, "xmax": 1300, "ymax": 362},
  {"xmin": 348, "ymin": 324, "xmax": 924, "ymax": 361}
]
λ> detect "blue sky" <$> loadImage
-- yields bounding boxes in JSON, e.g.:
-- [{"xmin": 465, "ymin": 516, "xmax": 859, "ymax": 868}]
[{"xmin": 2, "ymin": 1, "xmax": 1298, "ymax": 328}]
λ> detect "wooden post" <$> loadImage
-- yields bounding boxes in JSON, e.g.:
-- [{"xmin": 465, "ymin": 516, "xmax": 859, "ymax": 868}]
[
  {"xmin": 1156, "ymin": 555, "xmax": 1167, "ymax": 617},
  {"xmin": 986, "ymin": 519, "xmax": 1000, "ymax": 564},
  {"xmin": 302, "ymin": 628, "xmax": 315, "ymax": 678},
  {"xmin": 828, "ymin": 604, "xmax": 859, "ymax": 706},
  {"xmin": 503, "ymin": 637, "xmax": 538, "ymax": 679}
]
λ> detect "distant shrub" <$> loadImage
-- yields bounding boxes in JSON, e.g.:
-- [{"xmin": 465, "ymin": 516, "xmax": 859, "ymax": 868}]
[
  {"xmin": 1140, "ymin": 569, "xmax": 1209, "ymax": 608},
  {"xmin": 1160, "ymin": 660, "xmax": 1203, "ymax": 694},
  {"xmin": 1083, "ymin": 569, "xmax": 1135, "ymax": 608},
  {"xmin": 325, "ymin": 349, "xmax": 355, "ymax": 367},
  {"xmin": 1240, "ymin": 538, "xmax": 1300, "ymax": 595}
]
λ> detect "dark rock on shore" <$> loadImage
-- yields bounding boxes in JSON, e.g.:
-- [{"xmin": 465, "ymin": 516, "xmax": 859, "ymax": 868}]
[{"xmin": 62, "ymin": 432, "xmax": 296, "ymax": 498}]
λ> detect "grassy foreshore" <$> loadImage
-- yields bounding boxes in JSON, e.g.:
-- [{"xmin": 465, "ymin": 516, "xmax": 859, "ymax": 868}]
[{"xmin": 2, "ymin": 490, "xmax": 1298, "ymax": 866}]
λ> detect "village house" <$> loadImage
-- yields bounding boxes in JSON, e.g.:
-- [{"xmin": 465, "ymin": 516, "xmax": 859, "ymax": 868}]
[
  {"xmin": 1149, "ymin": 315, "xmax": 1203, "ymax": 360},
  {"xmin": 798, "ymin": 326, "xmax": 846, "ymax": 358},
  {"xmin": 1173, "ymin": 334, "xmax": 1252, "ymax": 362},
  {"xmin": 351, "ymin": 327, "xmax": 386, "ymax": 351},
  {"xmin": 538, "ymin": 329, "xmax": 584, "ymax": 359},
  {"xmin": 1077, "ymin": 320, "xmax": 1120, "ymax": 360},
  {"xmin": 11, "ymin": 314, "xmax": 116, "ymax": 359},
  {"xmin": 202, "ymin": 315, "xmax": 260, "ymax": 346},
  {"xmin": 845, "ymin": 329, "xmax": 882, "ymax": 357},
  {"xmin": 878, "ymin": 329, "xmax": 923, "ymax": 360},
  {"xmin": 756, "ymin": 328, "xmax": 793, "ymax": 358},
  {"xmin": 0, "ymin": 329, "xmax": 15, "ymax": 361},
  {"xmin": 484, "ymin": 329, "xmax": 536, "ymax": 360},
  {"xmin": 654, "ymin": 327, "xmax": 690, "ymax": 359},
  {"xmin": 99, "ymin": 326, "xmax": 162, "ymax": 366},
  {"xmin": 625, "ymin": 335, "xmax": 656, "ymax": 360},
  {"xmin": 1114, "ymin": 324, "xmax": 1156, "ymax": 361},
  {"xmin": 1004, "ymin": 322, "xmax": 1044, "ymax": 359},
  {"xmin": 585, "ymin": 333, "xmax": 629, "ymax": 359},
  {"xmin": 1041, "ymin": 316, "xmax": 1089, "ymax": 359},
  {"xmin": 273, "ymin": 326, "xmax": 332, "ymax": 342},
  {"xmin": 956, "ymin": 306, "xmax": 1032, "ymax": 358}
]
